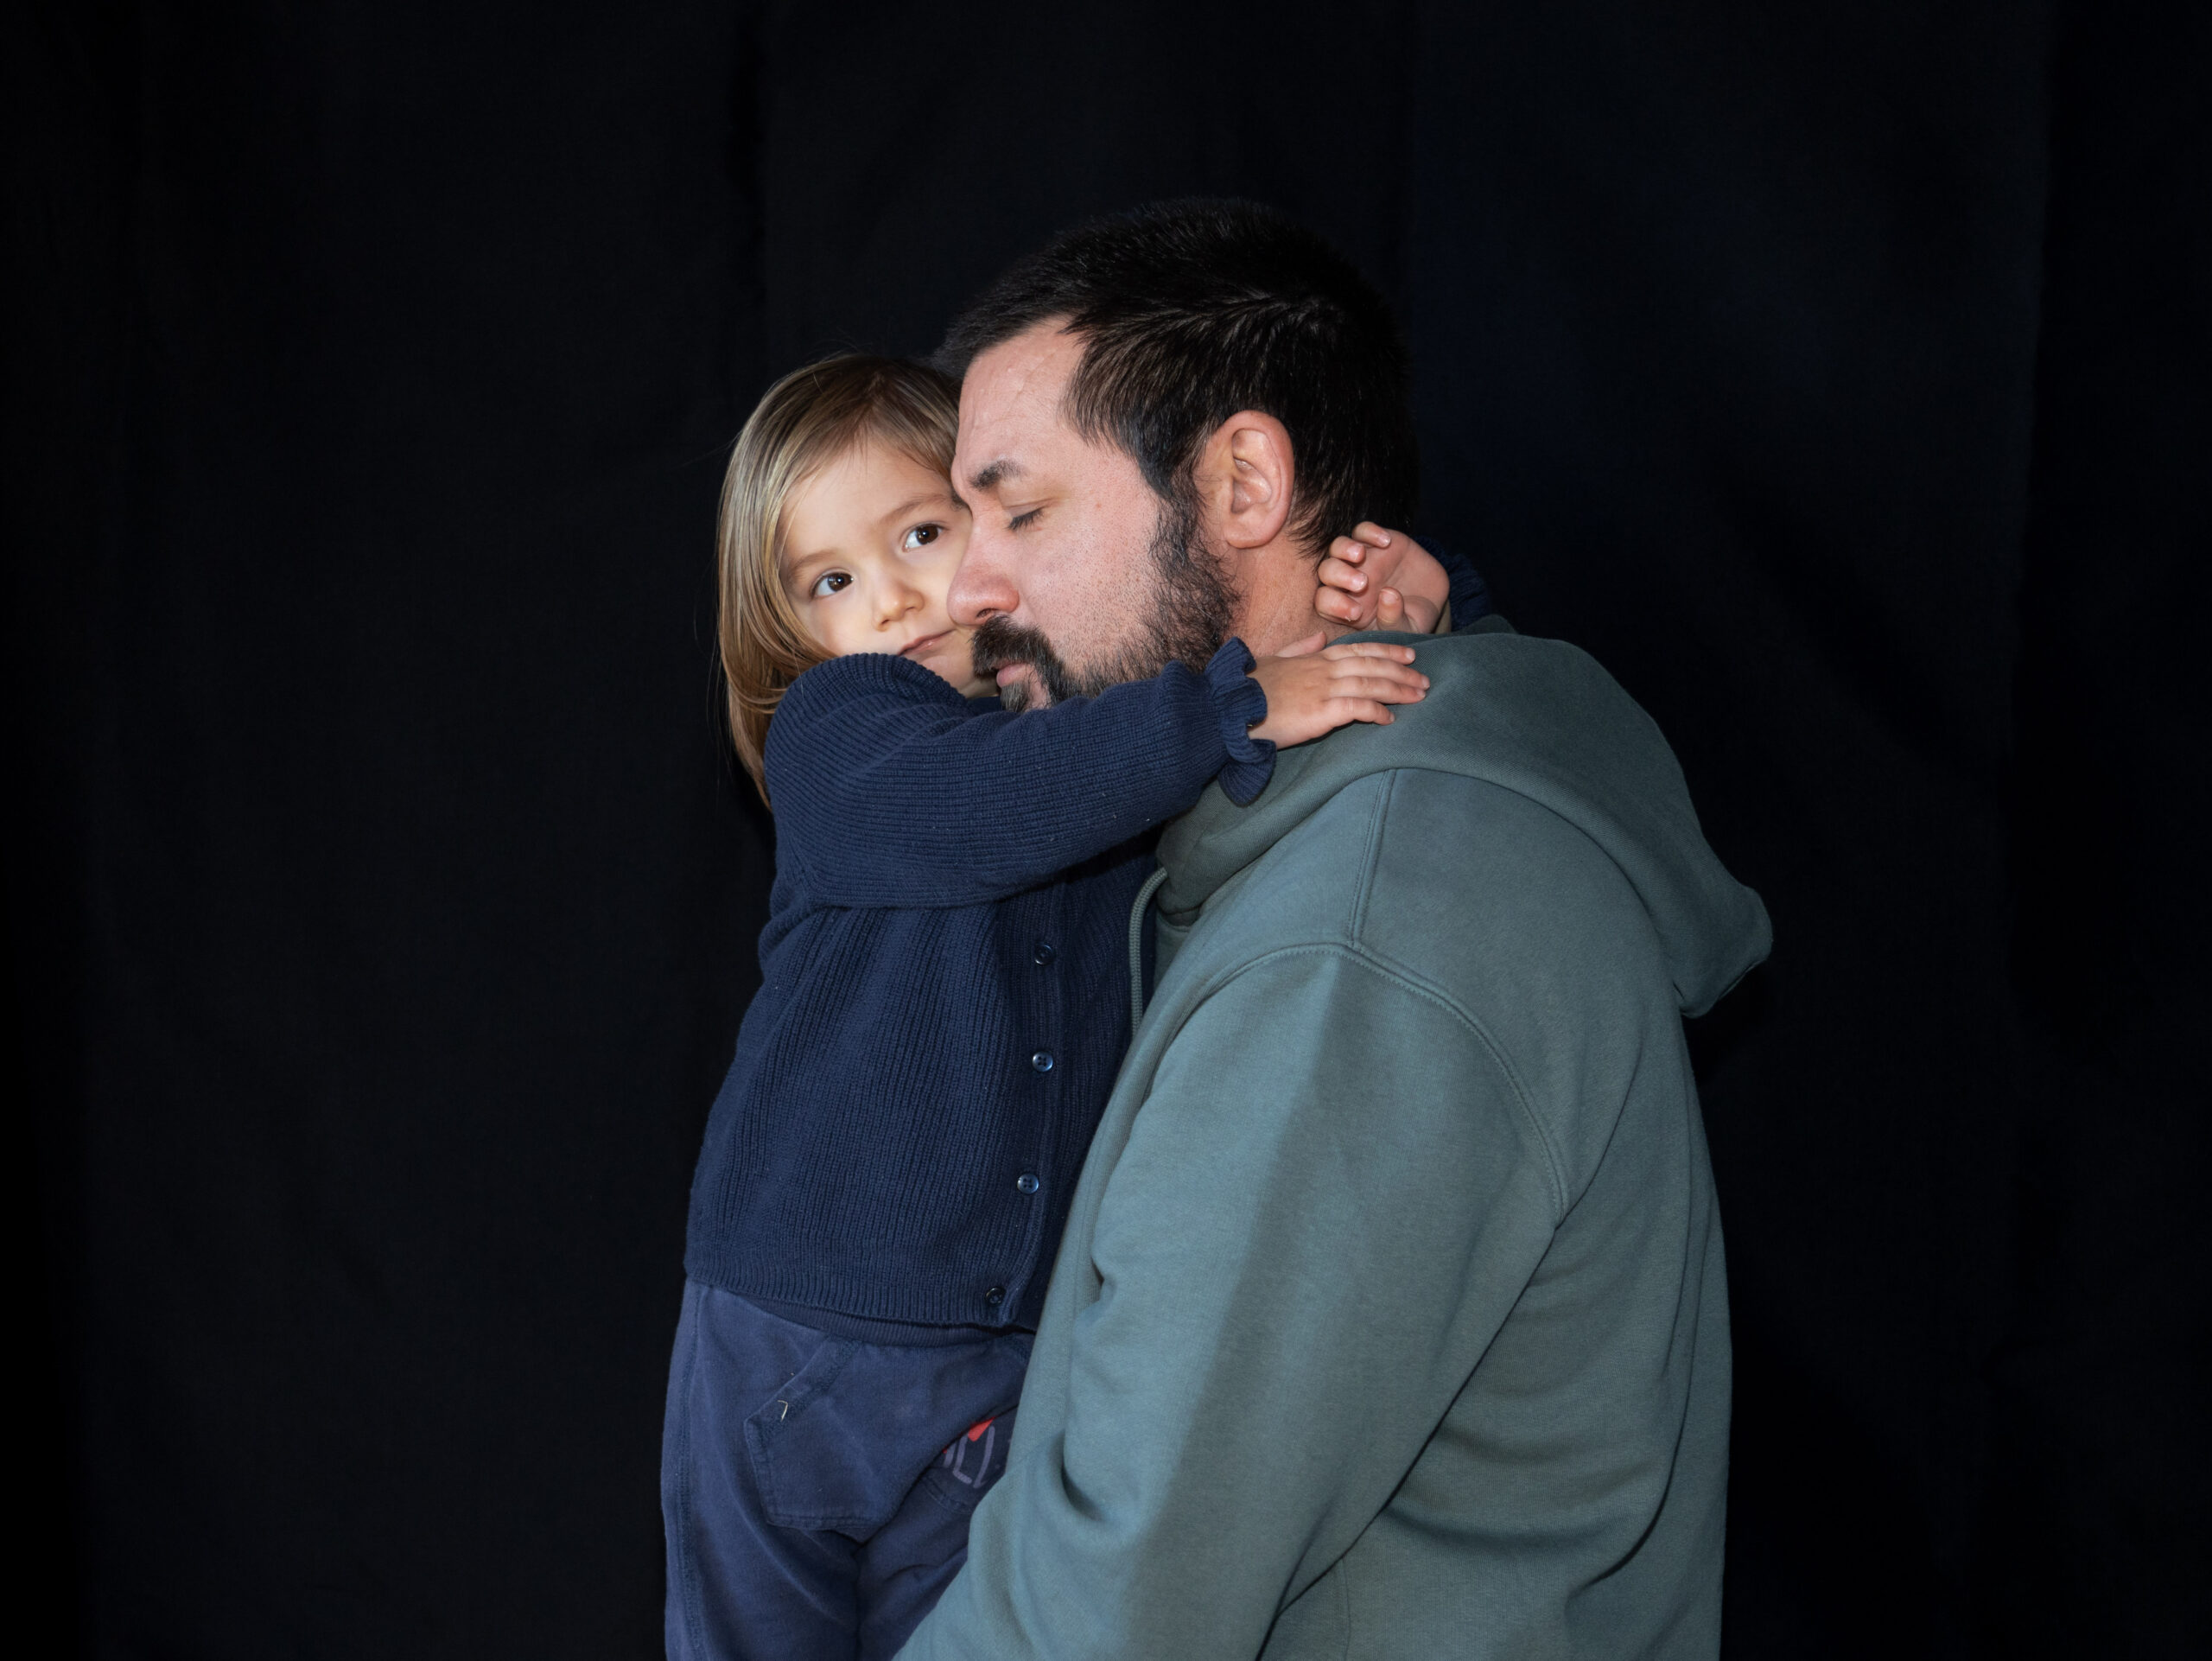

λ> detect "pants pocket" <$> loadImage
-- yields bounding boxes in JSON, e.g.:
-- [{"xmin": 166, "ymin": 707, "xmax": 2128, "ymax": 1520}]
[
  {"xmin": 918, "ymin": 1405, "xmax": 1018, "ymax": 1515},
  {"xmin": 744, "ymin": 1332, "xmax": 1031, "ymax": 1539}
]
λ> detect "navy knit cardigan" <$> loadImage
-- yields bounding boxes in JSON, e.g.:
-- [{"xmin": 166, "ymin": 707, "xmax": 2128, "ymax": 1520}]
[
  {"xmin": 682, "ymin": 640, "xmax": 1273, "ymax": 1330},
  {"xmin": 683, "ymin": 555, "xmax": 1494, "ymax": 1332}
]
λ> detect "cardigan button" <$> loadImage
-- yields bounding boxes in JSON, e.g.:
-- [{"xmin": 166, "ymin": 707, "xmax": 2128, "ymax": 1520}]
[
  {"xmin": 1016, "ymin": 1173, "xmax": 1040, "ymax": 1194},
  {"xmin": 984, "ymin": 1286, "xmax": 1006, "ymax": 1307},
  {"xmin": 1033, "ymin": 940, "xmax": 1056, "ymax": 966},
  {"xmin": 1031, "ymin": 1050, "xmax": 1054, "ymax": 1073}
]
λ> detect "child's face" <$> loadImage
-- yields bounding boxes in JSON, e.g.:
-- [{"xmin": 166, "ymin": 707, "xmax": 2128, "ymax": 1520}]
[{"xmin": 781, "ymin": 438, "xmax": 989, "ymax": 697}]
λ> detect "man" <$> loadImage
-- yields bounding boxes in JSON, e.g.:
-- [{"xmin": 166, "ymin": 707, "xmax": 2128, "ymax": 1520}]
[{"xmin": 899, "ymin": 200, "xmax": 1770, "ymax": 1659}]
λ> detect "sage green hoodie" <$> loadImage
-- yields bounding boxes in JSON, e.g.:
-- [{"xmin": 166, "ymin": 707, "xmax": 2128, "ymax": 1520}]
[{"xmin": 901, "ymin": 620, "xmax": 1771, "ymax": 1661}]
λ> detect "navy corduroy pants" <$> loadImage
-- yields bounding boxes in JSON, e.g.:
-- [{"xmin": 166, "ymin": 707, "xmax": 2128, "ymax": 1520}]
[{"xmin": 662, "ymin": 1280, "xmax": 1032, "ymax": 1661}]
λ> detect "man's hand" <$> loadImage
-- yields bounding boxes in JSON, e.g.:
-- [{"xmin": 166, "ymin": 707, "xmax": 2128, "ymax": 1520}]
[
  {"xmin": 1314, "ymin": 523, "xmax": 1452, "ymax": 633},
  {"xmin": 1248, "ymin": 637, "xmax": 1427, "ymax": 748}
]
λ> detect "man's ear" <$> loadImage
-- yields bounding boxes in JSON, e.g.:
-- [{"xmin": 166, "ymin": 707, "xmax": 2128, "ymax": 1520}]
[{"xmin": 1194, "ymin": 410, "xmax": 1295, "ymax": 550}]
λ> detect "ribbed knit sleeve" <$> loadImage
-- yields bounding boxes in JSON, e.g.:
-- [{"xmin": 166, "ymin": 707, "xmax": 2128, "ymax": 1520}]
[
  {"xmin": 765, "ymin": 640, "xmax": 1271, "ymax": 908},
  {"xmin": 1207, "ymin": 638, "xmax": 1274, "ymax": 806}
]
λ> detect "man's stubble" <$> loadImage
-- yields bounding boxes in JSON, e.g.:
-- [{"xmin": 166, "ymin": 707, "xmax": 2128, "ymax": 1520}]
[{"xmin": 969, "ymin": 494, "xmax": 1239, "ymax": 713}]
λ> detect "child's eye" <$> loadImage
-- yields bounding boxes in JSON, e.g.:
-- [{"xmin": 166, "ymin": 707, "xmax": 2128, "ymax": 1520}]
[
  {"xmin": 810, "ymin": 571, "xmax": 852, "ymax": 598},
  {"xmin": 901, "ymin": 524, "xmax": 942, "ymax": 550}
]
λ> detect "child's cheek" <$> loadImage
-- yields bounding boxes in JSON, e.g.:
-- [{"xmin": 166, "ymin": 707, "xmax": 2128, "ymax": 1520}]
[{"xmin": 948, "ymin": 628, "xmax": 991, "ymax": 696}]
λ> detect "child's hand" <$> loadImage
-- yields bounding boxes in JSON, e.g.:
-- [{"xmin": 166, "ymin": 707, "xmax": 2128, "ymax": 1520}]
[
  {"xmin": 1249, "ymin": 636, "xmax": 1428, "ymax": 748},
  {"xmin": 1314, "ymin": 523, "xmax": 1452, "ymax": 633}
]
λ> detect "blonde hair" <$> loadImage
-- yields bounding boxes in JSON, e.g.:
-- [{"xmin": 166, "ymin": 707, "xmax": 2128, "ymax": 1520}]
[{"xmin": 717, "ymin": 353, "xmax": 961, "ymax": 800}]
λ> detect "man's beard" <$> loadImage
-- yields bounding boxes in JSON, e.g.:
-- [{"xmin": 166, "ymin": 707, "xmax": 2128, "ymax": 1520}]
[{"xmin": 969, "ymin": 495, "xmax": 1238, "ymax": 712}]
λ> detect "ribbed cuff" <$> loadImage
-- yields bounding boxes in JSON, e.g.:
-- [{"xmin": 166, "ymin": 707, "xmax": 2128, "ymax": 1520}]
[{"xmin": 1204, "ymin": 638, "xmax": 1275, "ymax": 806}]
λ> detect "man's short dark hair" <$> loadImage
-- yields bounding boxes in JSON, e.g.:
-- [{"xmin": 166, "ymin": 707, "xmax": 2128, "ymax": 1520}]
[{"xmin": 938, "ymin": 200, "xmax": 1417, "ymax": 552}]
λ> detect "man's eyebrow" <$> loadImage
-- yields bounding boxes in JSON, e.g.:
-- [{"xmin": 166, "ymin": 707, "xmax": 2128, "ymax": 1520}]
[{"xmin": 966, "ymin": 458, "xmax": 1021, "ymax": 494}]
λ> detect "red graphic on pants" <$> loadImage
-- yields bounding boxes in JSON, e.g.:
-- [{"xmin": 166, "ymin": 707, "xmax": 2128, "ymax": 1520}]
[{"xmin": 939, "ymin": 1416, "xmax": 998, "ymax": 1487}]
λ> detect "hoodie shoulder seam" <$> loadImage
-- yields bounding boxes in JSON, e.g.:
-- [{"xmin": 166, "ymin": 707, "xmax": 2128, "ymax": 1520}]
[
  {"xmin": 1350, "ymin": 766, "xmax": 1572, "ymax": 1220},
  {"xmin": 1346, "ymin": 771, "xmax": 1395, "ymax": 941},
  {"xmin": 1168, "ymin": 939, "xmax": 1570, "ymax": 1225},
  {"xmin": 1338, "ymin": 951, "xmax": 1569, "ymax": 1227}
]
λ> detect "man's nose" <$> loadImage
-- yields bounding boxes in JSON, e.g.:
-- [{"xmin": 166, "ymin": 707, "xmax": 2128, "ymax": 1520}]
[{"xmin": 948, "ymin": 526, "xmax": 1020, "ymax": 630}]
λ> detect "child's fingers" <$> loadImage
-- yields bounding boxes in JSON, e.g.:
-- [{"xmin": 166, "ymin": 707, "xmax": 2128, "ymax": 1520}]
[
  {"xmin": 1316, "ymin": 589, "xmax": 1369, "ymax": 624},
  {"xmin": 1273, "ymin": 630, "xmax": 1329, "ymax": 659},
  {"xmin": 1330, "ymin": 654, "xmax": 1427, "ymax": 683},
  {"xmin": 1329, "ymin": 697, "xmax": 1397, "ymax": 726},
  {"xmin": 1329, "ymin": 537, "xmax": 1369, "ymax": 566},
  {"xmin": 1318, "ymin": 554, "xmax": 1370, "ymax": 594},
  {"xmin": 1329, "ymin": 658, "xmax": 1428, "ymax": 695},
  {"xmin": 1376, "ymin": 587, "xmax": 1406, "ymax": 629},
  {"xmin": 1326, "ymin": 671, "xmax": 1427, "ymax": 703},
  {"xmin": 1351, "ymin": 521, "xmax": 1394, "ymax": 548},
  {"xmin": 1314, "ymin": 587, "xmax": 1351, "ymax": 620},
  {"xmin": 1319, "ymin": 640, "xmax": 1418, "ymax": 663}
]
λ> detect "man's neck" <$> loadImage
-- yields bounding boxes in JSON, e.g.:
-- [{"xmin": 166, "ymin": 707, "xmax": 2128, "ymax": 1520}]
[{"xmin": 1232, "ymin": 544, "xmax": 1349, "ymax": 658}]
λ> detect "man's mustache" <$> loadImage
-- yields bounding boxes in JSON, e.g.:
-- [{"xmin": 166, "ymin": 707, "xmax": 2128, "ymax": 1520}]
[
  {"xmin": 967, "ymin": 619, "xmax": 1052, "ymax": 677},
  {"xmin": 969, "ymin": 616, "xmax": 1084, "ymax": 710}
]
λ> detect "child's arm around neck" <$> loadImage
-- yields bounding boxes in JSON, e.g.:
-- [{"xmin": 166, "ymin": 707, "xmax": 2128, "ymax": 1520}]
[{"xmin": 763, "ymin": 641, "xmax": 1270, "ymax": 911}]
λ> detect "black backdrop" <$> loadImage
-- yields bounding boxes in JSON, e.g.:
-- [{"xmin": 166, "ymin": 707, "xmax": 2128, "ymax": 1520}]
[{"xmin": 7, "ymin": 2, "xmax": 2206, "ymax": 1657}]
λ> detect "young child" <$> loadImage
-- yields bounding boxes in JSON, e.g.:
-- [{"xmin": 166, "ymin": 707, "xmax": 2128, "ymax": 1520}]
[{"xmin": 663, "ymin": 353, "xmax": 1465, "ymax": 1661}]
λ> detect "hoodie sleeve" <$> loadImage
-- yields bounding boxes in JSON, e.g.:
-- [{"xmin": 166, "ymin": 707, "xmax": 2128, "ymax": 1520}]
[
  {"xmin": 896, "ymin": 946, "xmax": 1567, "ymax": 1661},
  {"xmin": 766, "ymin": 641, "xmax": 1273, "ymax": 909}
]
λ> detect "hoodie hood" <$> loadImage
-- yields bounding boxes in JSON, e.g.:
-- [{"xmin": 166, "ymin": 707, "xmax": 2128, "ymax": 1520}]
[{"xmin": 1157, "ymin": 620, "xmax": 1771, "ymax": 1017}]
